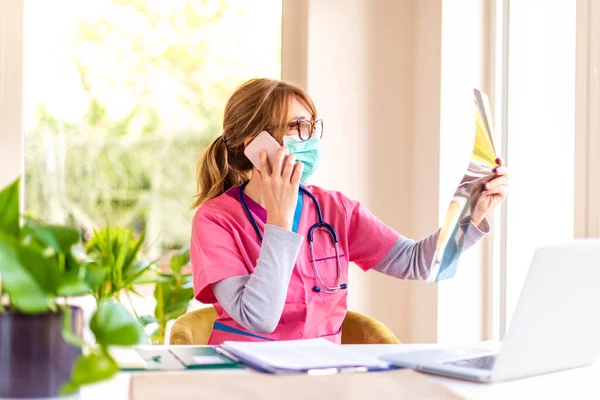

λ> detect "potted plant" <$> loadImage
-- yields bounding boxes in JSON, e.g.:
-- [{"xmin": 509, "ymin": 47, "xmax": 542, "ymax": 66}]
[
  {"xmin": 140, "ymin": 247, "xmax": 194, "ymax": 344},
  {"xmin": 0, "ymin": 179, "xmax": 147, "ymax": 398},
  {"xmin": 84, "ymin": 225, "xmax": 154, "ymax": 304}
]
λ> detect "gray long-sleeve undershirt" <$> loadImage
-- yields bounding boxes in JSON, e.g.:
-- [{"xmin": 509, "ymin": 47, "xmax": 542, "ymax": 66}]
[
  {"xmin": 211, "ymin": 219, "xmax": 489, "ymax": 334},
  {"xmin": 212, "ymin": 224, "xmax": 303, "ymax": 334}
]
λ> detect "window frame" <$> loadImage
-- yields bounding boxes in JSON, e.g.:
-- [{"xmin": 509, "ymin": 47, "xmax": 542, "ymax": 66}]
[
  {"xmin": 0, "ymin": 0, "xmax": 24, "ymax": 192},
  {"xmin": 575, "ymin": 0, "xmax": 600, "ymax": 239}
]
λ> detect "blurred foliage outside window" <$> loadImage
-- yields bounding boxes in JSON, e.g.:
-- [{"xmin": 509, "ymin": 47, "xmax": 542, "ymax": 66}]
[{"xmin": 23, "ymin": 0, "xmax": 282, "ymax": 261}]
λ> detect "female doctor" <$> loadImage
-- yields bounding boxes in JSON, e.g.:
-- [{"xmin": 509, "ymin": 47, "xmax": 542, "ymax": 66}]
[{"xmin": 191, "ymin": 78, "xmax": 508, "ymax": 345}]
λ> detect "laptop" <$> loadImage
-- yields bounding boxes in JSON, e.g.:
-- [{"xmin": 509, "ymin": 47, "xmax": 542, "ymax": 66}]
[{"xmin": 381, "ymin": 240, "xmax": 600, "ymax": 383}]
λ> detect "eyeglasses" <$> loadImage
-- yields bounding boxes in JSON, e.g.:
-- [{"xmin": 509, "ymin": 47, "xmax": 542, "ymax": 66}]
[{"xmin": 288, "ymin": 119, "xmax": 324, "ymax": 141}]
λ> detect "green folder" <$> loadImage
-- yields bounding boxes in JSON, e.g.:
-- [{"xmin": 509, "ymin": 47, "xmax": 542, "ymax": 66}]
[
  {"xmin": 122, "ymin": 348, "xmax": 186, "ymax": 371},
  {"xmin": 116, "ymin": 347, "xmax": 243, "ymax": 371},
  {"xmin": 169, "ymin": 347, "xmax": 244, "ymax": 369}
]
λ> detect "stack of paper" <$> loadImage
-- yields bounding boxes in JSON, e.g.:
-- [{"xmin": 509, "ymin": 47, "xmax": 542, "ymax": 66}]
[{"xmin": 218, "ymin": 338, "xmax": 391, "ymax": 374}]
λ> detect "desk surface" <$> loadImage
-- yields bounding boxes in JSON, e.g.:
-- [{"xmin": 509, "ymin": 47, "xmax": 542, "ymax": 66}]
[{"xmin": 80, "ymin": 343, "xmax": 600, "ymax": 400}]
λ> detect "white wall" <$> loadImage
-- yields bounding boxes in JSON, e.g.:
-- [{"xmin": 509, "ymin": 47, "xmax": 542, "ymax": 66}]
[
  {"xmin": 0, "ymin": 0, "xmax": 24, "ymax": 189},
  {"xmin": 283, "ymin": 0, "xmax": 493, "ymax": 343},
  {"xmin": 303, "ymin": 0, "xmax": 375, "ymax": 321},
  {"xmin": 504, "ymin": 0, "xmax": 576, "ymax": 324},
  {"xmin": 436, "ymin": 0, "xmax": 492, "ymax": 345},
  {"xmin": 303, "ymin": 0, "xmax": 434, "ymax": 342},
  {"xmin": 575, "ymin": 0, "xmax": 600, "ymax": 239}
]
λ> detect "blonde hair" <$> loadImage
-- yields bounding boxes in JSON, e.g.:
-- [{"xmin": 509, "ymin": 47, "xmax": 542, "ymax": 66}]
[{"xmin": 193, "ymin": 78, "xmax": 317, "ymax": 207}]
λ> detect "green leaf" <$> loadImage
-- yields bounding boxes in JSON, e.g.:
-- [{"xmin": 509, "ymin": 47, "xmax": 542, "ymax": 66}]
[
  {"xmin": 0, "ymin": 179, "xmax": 20, "ymax": 238},
  {"xmin": 149, "ymin": 271, "xmax": 175, "ymax": 283},
  {"xmin": 22, "ymin": 219, "xmax": 59, "ymax": 252},
  {"xmin": 65, "ymin": 251, "xmax": 83, "ymax": 274},
  {"xmin": 86, "ymin": 226, "xmax": 146, "ymax": 298},
  {"xmin": 84, "ymin": 263, "xmax": 108, "ymax": 294},
  {"xmin": 57, "ymin": 274, "xmax": 92, "ymax": 297},
  {"xmin": 164, "ymin": 302, "xmax": 190, "ymax": 321},
  {"xmin": 72, "ymin": 351, "xmax": 119, "ymax": 383},
  {"xmin": 90, "ymin": 298, "xmax": 147, "ymax": 346},
  {"xmin": 51, "ymin": 226, "xmax": 80, "ymax": 253},
  {"xmin": 58, "ymin": 381, "xmax": 80, "ymax": 396},
  {"xmin": 61, "ymin": 306, "xmax": 85, "ymax": 348},
  {"xmin": 131, "ymin": 269, "xmax": 162, "ymax": 285},
  {"xmin": 164, "ymin": 299, "xmax": 193, "ymax": 322},
  {"xmin": 17, "ymin": 243, "xmax": 60, "ymax": 295},
  {"xmin": 138, "ymin": 314, "xmax": 156, "ymax": 326},
  {"xmin": 112, "ymin": 229, "xmax": 131, "ymax": 282},
  {"xmin": 153, "ymin": 281, "xmax": 166, "ymax": 323},
  {"xmin": 22, "ymin": 219, "xmax": 80, "ymax": 254},
  {"xmin": 154, "ymin": 279, "xmax": 173, "ymax": 301},
  {"xmin": 0, "ymin": 233, "xmax": 49, "ymax": 313},
  {"xmin": 84, "ymin": 228, "xmax": 103, "ymax": 256},
  {"xmin": 169, "ymin": 247, "xmax": 190, "ymax": 274},
  {"xmin": 85, "ymin": 227, "xmax": 117, "ymax": 265},
  {"xmin": 59, "ymin": 351, "xmax": 119, "ymax": 395},
  {"xmin": 153, "ymin": 272, "xmax": 193, "ymax": 331},
  {"xmin": 122, "ymin": 232, "xmax": 145, "ymax": 273},
  {"xmin": 172, "ymin": 285, "xmax": 194, "ymax": 303},
  {"xmin": 127, "ymin": 287, "xmax": 143, "ymax": 297},
  {"xmin": 123, "ymin": 261, "xmax": 151, "ymax": 285},
  {"xmin": 180, "ymin": 274, "xmax": 194, "ymax": 289}
]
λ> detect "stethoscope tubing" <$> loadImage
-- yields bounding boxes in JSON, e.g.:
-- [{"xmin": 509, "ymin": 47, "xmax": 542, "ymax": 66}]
[{"xmin": 239, "ymin": 181, "xmax": 346, "ymax": 294}]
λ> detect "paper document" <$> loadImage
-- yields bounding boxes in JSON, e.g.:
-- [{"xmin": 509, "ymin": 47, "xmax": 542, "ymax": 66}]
[
  {"xmin": 428, "ymin": 88, "xmax": 499, "ymax": 283},
  {"xmin": 220, "ymin": 338, "xmax": 390, "ymax": 373},
  {"xmin": 192, "ymin": 355, "xmax": 228, "ymax": 365}
]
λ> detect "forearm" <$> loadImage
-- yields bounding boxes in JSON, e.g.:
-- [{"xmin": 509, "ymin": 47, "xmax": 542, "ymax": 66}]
[
  {"xmin": 373, "ymin": 218, "xmax": 489, "ymax": 280},
  {"xmin": 460, "ymin": 217, "xmax": 490, "ymax": 249},
  {"xmin": 372, "ymin": 230, "xmax": 439, "ymax": 280},
  {"xmin": 211, "ymin": 225, "xmax": 302, "ymax": 333}
]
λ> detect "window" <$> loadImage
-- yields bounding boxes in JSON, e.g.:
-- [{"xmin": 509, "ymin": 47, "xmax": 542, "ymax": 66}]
[
  {"xmin": 23, "ymin": 0, "xmax": 281, "ymax": 258},
  {"xmin": 22, "ymin": 0, "xmax": 282, "ymax": 327},
  {"xmin": 500, "ymin": 0, "xmax": 576, "ymax": 331}
]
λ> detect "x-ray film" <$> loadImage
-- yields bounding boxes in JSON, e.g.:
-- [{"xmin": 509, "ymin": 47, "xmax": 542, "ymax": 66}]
[{"xmin": 427, "ymin": 88, "xmax": 499, "ymax": 283}]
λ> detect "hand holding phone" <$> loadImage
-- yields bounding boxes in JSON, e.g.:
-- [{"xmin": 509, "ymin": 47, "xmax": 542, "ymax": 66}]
[
  {"xmin": 244, "ymin": 131, "xmax": 303, "ymax": 231},
  {"xmin": 244, "ymin": 131, "xmax": 284, "ymax": 171}
]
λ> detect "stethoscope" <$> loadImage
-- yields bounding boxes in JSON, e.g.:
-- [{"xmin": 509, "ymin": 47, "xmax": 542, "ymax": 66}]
[{"xmin": 239, "ymin": 181, "xmax": 347, "ymax": 294}]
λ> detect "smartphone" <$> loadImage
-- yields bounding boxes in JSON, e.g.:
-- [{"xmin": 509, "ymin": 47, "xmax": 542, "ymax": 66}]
[{"xmin": 244, "ymin": 131, "xmax": 285, "ymax": 171}]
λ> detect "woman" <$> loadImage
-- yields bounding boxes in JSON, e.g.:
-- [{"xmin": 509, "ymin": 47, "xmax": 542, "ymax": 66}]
[{"xmin": 191, "ymin": 78, "xmax": 508, "ymax": 345}]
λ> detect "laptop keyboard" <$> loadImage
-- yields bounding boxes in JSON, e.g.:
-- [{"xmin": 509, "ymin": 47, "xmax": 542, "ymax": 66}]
[{"xmin": 445, "ymin": 355, "xmax": 497, "ymax": 370}]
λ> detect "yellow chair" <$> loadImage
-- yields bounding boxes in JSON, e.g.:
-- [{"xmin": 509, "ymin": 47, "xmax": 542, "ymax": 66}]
[{"xmin": 169, "ymin": 307, "xmax": 401, "ymax": 345}]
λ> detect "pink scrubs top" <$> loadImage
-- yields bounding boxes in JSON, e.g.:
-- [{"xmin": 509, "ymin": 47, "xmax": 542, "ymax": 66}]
[{"xmin": 191, "ymin": 185, "xmax": 399, "ymax": 345}]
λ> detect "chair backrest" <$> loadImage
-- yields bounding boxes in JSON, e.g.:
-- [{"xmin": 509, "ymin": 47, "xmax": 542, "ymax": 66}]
[
  {"xmin": 169, "ymin": 307, "xmax": 400, "ymax": 345},
  {"xmin": 341, "ymin": 311, "xmax": 401, "ymax": 344},
  {"xmin": 169, "ymin": 306, "xmax": 217, "ymax": 345}
]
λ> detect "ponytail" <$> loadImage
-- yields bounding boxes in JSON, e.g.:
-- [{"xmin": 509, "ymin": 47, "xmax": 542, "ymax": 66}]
[
  {"xmin": 192, "ymin": 136, "xmax": 248, "ymax": 208},
  {"xmin": 192, "ymin": 78, "xmax": 318, "ymax": 208}
]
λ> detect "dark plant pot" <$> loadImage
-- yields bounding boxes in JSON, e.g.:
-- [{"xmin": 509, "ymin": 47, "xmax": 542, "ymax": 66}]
[{"xmin": 0, "ymin": 307, "xmax": 83, "ymax": 399}]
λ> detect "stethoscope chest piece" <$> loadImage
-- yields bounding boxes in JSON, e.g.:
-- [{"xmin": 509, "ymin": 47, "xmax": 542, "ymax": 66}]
[{"xmin": 312, "ymin": 283, "xmax": 347, "ymax": 293}]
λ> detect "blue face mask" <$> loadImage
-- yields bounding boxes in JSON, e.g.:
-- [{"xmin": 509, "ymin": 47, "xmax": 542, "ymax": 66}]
[{"xmin": 283, "ymin": 135, "xmax": 322, "ymax": 183}]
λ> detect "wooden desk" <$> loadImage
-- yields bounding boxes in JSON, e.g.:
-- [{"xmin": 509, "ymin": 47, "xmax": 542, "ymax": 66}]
[{"xmin": 80, "ymin": 344, "xmax": 600, "ymax": 400}]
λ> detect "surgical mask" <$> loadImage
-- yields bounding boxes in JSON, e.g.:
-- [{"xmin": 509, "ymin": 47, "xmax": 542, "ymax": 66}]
[{"xmin": 283, "ymin": 135, "xmax": 322, "ymax": 183}]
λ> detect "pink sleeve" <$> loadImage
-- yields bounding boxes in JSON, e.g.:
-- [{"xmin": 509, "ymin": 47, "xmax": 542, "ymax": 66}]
[
  {"xmin": 190, "ymin": 209, "xmax": 249, "ymax": 303},
  {"xmin": 337, "ymin": 192, "xmax": 400, "ymax": 271}
]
